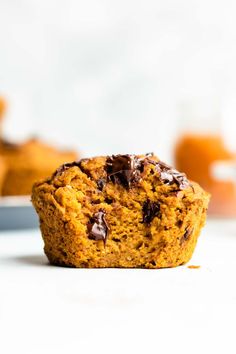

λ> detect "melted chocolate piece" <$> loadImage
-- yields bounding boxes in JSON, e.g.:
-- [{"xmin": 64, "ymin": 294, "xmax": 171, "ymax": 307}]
[
  {"xmin": 106, "ymin": 154, "xmax": 144, "ymax": 188},
  {"xmin": 53, "ymin": 158, "xmax": 90, "ymax": 178},
  {"xmin": 54, "ymin": 154, "xmax": 190, "ymax": 193},
  {"xmin": 105, "ymin": 153, "xmax": 189, "ymax": 190},
  {"xmin": 180, "ymin": 227, "xmax": 193, "ymax": 245},
  {"xmin": 142, "ymin": 200, "xmax": 161, "ymax": 224},
  {"xmin": 97, "ymin": 178, "xmax": 106, "ymax": 191},
  {"xmin": 53, "ymin": 161, "xmax": 81, "ymax": 177},
  {"xmin": 148, "ymin": 159, "xmax": 190, "ymax": 190},
  {"xmin": 77, "ymin": 158, "xmax": 92, "ymax": 176},
  {"xmin": 88, "ymin": 209, "xmax": 109, "ymax": 244}
]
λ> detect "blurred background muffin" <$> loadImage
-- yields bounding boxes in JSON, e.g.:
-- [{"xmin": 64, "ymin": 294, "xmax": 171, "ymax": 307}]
[
  {"xmin": 0, "ymin": 98, "xmax": 78, "ymax": 196},
  {"xmin": 0, "ymin": 137, "xmax": 77, "ymax": 196}
]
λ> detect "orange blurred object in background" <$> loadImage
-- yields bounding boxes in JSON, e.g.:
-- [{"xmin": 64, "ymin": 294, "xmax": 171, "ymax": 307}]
[
  {"xmin": 0, "ymin": 97, "xmax": 6, "ymax": 120},
  {"xmin": 175, "ymin": 134, "xmax": 236, "ymax": 217}
]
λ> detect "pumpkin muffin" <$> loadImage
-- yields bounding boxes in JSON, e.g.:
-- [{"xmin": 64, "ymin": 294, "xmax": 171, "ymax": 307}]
[
  {"xmin": 32, "ymin": 153, "xmax": 210, "ymax": 269},
  {"xmin": 0, "ymin": 138, "xmax": 77, "ymax": 196}
]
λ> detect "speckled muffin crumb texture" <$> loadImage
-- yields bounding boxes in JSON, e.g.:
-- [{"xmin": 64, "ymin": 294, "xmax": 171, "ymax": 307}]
[{"xmin": 32, "ymin": 154, "xmax": 210, "ymax": 268}]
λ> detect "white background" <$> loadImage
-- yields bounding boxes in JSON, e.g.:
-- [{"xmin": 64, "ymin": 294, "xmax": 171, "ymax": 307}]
[
  {"xmin": 1, "ymin": 0, "xmax": 236, "ymax": 161},
  {"xmin": 1, "ymin": 220, "xmax": 236, "ymax": 354}
]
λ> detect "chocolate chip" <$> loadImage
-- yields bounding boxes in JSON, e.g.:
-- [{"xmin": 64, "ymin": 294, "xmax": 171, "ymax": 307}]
[
  {"xmin": 171, "ymin": 170, "xmax": 190, "ymax": 190},
  {"xmin": 97, "ymin": 178, "xmax": 106, "ymax": 191},
  {"xmin": 54, "ymin": 154, "xmax": 190, "ymax": 193},
  {"xmin": 135, "ymin": 241, "xmax": 143, "ymax": 249},
  {"xmin": 145, "ymin": 232, "xmax": 153, "ymax": 239},
  {"xmin": 176, "ymin": 219, "xmax": 183, "ymax": 227},
  {"xmin": 53, "ymin": 158, "xmax": 91, "ymax": 178},
  {"xmin": 53, "ymin": 161, "xmax": 81, "ymax": 177},
  {"xmin": 112, "ymin": 237, "xmax": 121, "ymax": 242},
  {"xmin": 180, "ymin": 227, "xmax": 193, "ymax": 245},
  {"xmin": 148, "ymin": 159, "xmax": 190, "ymax": 190},
  {"xmin": 77, "ymin": 158, "xmax": 92, "ymax": 177},
  {"xmin": 106, "ymin": 154, "xmax": 144, "ymax": 188},
  {"xmin": 142, "ymin": 199, "xmax": 161, "ymax": 224},
  {"xmin": 88, "ymin": 209, "xmax": 109, "ymax": 245},
  {"xmin": 104, "ymin": 197, "xmax": 113, "ymax": 204}
]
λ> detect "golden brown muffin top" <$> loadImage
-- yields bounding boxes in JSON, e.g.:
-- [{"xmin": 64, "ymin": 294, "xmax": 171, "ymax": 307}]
[{"xmin": 36, "ymin": 153, "xmax": 208, "ymax": 207}]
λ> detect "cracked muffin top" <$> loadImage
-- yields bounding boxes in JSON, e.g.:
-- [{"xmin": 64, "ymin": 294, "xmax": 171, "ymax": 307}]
[{"xmin": 32, "ymin": 153, "xmax": 209, "ymax": 268}]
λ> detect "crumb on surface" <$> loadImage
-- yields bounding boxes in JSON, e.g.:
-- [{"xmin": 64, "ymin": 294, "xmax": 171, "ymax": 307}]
[{"xmin": 188, "ymin": 265, "xmax": 200, "ymax": 269}]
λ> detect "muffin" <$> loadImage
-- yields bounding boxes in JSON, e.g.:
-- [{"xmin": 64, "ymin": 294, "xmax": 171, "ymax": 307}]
[
  {"xmin": 32, "ymin": 153, "xmax": 209, "ymax": 268},
  {"xmin": 0, "ymin": 138, "xmax": 77, "ymax": 196}
]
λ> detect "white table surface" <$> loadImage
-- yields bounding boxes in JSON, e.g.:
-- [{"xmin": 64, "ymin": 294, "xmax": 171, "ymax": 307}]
[{"xmin": 1, "ymin": 219, "xmax": 236, "ymax": 354}]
